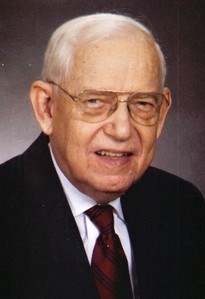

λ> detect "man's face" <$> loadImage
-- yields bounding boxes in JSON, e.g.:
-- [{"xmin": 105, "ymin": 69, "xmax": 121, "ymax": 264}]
[{"xmin": 49, "ymin": 31, "xmax": 170, "ymax": 202}]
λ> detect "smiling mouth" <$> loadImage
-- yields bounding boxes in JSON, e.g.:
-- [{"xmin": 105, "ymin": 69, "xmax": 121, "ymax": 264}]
[{"xmin": 96, "ymin": 150, "xmax": 132, "ymax": 157}]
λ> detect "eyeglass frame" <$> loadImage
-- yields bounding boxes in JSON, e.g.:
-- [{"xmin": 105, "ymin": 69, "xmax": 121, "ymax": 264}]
[{"xmin": 48, "ymin": 80, "xmax": 169, "ymax": 125}]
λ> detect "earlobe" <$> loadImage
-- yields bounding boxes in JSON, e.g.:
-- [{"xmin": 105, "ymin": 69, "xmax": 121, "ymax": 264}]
[
  {"xmin": 156, "ymin": 87, "xmax": 172, "ymax": 138},
  {"xmin": 30, "ymin": 81, "xmax": 54, "ymax": 136}
]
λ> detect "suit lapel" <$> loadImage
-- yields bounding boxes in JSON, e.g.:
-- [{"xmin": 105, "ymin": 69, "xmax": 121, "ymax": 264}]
[
  {"xmin": 121, "ymin": 171, "xmax": 177, "ymax": 299},
  {"xmin": 22, "ymin": 134, "xmax": 99, "ymax": 298}
]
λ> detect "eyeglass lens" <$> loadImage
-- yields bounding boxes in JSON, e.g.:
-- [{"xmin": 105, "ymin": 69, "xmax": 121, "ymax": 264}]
[{"xmin": 77, "ymin": 91, "xmax": 163, "ymax": 125}]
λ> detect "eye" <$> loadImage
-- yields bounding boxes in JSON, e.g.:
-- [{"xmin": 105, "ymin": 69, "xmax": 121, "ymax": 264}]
[
  {"xmin": 86, "ymin": 98, "xmax": 105, "ymax": 108},
  {"xmin": 87, "ymin": 98, "xmax": 101, "ymax": 104},
  {"xmin": 130, "ymin": 96, "xmax": 156, "ymax": 112},
  {"xmin": 136, "ymin": 100, "xmax": 155, "ymax": 111},
  {"xmin": 79, "ymin": 91, "xmax": 115, "ymax": 112}
]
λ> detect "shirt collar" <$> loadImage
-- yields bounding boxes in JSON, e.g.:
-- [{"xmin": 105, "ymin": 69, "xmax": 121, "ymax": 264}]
[{"xmin": 49, "ymin": 144, "xmax": 125, "ymax": 221}]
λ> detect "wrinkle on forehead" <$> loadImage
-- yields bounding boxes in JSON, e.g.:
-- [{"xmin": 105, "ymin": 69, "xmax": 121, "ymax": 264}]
[{"xmin": 66, "ymin": 30, "xmax": 162, "ymax": 93}]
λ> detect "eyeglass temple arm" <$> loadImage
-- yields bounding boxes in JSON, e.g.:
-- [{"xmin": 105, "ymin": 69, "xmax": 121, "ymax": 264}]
[{"xmin": 48, "ymin": 81, "xmax": 77, "ymax": 102}]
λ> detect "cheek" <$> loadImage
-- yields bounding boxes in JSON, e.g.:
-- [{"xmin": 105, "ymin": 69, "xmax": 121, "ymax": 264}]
[
  {"xmin": 59, "ymin": 121, "xmax": 98, "ymax": 171},
  {"xmin": 51, "ymin": 123, "xmax": 92, "ymax": 185},
  {"xmin": 132, "ymin": 126, "xmax": 158, "ymax": 176},
  {"xmin": 137, "ymin": 125, "xmax": 158, "ymax": 154},
  {"xmin": 66, "ymin": 129, "xmax": 87, "ymax": 162}
]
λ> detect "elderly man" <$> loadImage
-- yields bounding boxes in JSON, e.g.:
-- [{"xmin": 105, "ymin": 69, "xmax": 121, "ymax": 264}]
[{"xmin": 0, "ymin": 13, "xmax": 204, "ymax": 299}]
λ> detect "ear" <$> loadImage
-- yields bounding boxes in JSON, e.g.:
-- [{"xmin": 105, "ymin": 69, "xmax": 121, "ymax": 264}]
[
  {"xmin": 156, "ymin": 87, "xmax": 172, "ymax": 138},
  {"xmin": 30, "ymin": 81, "xmax": 54, "ymax": 136}
]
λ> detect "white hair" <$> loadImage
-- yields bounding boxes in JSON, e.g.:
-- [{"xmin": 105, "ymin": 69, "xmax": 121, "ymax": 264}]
[{"xmin": 42, "ymin": 13, "xmax": 167, "ymax": 87}]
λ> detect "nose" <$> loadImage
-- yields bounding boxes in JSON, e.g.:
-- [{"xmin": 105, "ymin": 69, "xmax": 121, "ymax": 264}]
[{"xmin": 103, "ymin": 102, "xmax": 132, "ymax": 141}]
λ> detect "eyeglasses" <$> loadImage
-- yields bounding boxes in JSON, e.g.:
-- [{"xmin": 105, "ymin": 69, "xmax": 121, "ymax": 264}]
[{"xmin": 49, "ymin": 81, "xmax": 169, "ymax": 125}]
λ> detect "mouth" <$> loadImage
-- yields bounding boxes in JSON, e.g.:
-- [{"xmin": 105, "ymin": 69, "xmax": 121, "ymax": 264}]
[
  {"xmin": 94, "ymin": 150, "xmax": 133, "ymax": 168},
  {"xmin": 95, "ymin": 150, "xmax": 133, "ymax": 158}
]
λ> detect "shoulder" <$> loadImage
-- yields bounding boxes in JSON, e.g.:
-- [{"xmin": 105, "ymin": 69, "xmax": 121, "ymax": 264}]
[
  {"xmin": 0, "ymin": 154, "xmax": 24, "ymax": 195},
  {"xmin": 122, "ymin": 166, "xmax": 204, "ymax": 216},
  {"xmin": 0, "ymin": 133, "xmax": 48, "ymax": 174},
  {"xmin": 131, "ymin": 166, "xmax": 203, "ymax": 199},
  {"xmin": 0, "ymin": 133, "xmax": 49, "ymax": 198}
]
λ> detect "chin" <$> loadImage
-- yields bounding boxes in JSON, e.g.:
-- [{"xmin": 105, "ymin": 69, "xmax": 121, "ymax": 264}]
[
  {"xmin": 77, "ymin": 174, "xmax": 136, "ymax": 203},
  {"xmin": 92, "ymin": 174, "xmax": 135, "ymax": 193}
]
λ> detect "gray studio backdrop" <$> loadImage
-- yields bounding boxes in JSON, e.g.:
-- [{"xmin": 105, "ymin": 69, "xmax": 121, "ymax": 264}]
[{"xmin": 0, "ymin": 0, "xmax": 204, "ymax": 195}]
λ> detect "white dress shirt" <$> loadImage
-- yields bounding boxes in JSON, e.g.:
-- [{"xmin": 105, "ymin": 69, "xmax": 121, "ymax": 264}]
[{"xmin": 49, "ymin": 145, "xmax": 137, "ymax": 294}]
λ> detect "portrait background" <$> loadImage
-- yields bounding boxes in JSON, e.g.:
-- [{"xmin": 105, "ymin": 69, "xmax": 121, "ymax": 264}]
[{"xmin": 0, "ymin": 0, "xmax": 204, "ymax": 195}]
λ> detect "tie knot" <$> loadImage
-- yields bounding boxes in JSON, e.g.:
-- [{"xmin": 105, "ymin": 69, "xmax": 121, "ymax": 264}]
[{"xmin": 85, "ymin": 205, "xmax": 114, "ymax": 233}]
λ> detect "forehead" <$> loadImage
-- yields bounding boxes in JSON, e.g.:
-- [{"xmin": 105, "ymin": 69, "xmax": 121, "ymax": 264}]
[{"xmin": 67, "ymin": 31, "xmax": 161, "ymax": 93}]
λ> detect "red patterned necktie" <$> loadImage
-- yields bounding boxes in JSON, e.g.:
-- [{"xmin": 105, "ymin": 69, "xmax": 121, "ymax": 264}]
[{"xmin": 85, "ymin": 205, "xmax": 133, "ymax": 299}]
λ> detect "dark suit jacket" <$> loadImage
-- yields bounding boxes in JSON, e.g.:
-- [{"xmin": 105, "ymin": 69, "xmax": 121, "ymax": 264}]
[{"xmin": 0, "ymin": 134, "xmax": 204, "ymax": 299}]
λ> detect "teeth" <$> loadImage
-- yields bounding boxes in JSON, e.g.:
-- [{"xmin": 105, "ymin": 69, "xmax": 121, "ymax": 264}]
[{"xmin": 97, "ymin": 151, "xmax": 128, "ymax": 157}]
